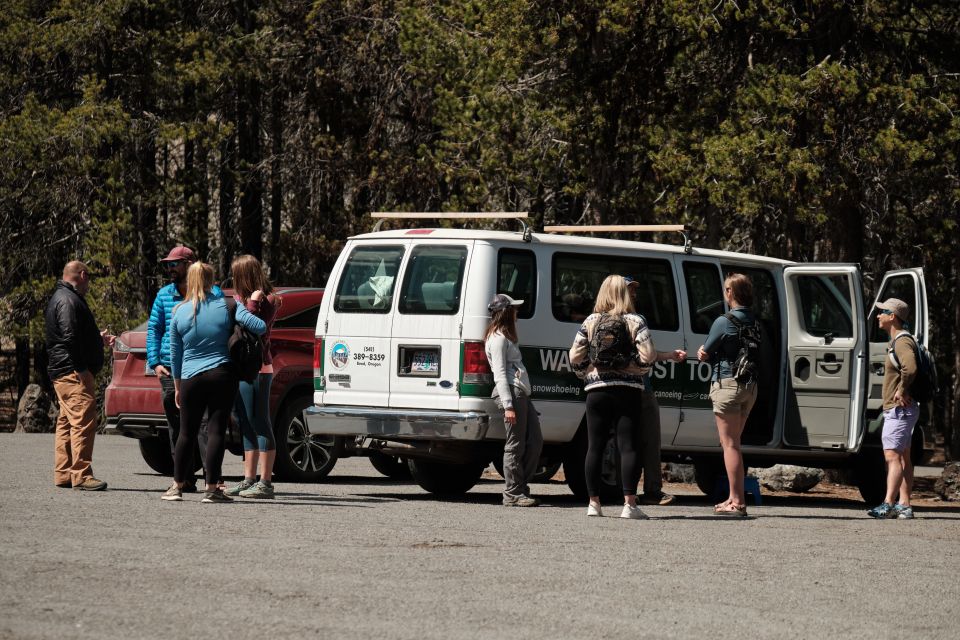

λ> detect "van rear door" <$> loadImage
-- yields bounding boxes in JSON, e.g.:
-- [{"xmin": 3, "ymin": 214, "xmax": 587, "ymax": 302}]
[
  {"xmin": 867, "ymin": 268, "xmax": 928, "ymax": 412},
  {"xmin": 782, "ymin": 265, "xmax": 868, "ymax": 451},
  {"xmin": 321, "ymin": 243, "xmax": 406, "ymax": 407}
]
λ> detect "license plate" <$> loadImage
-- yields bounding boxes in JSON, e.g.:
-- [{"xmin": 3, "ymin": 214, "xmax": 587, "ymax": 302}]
[{"xmin": 411, "ymin": 351, "xmax": 439, "ymax": 373}]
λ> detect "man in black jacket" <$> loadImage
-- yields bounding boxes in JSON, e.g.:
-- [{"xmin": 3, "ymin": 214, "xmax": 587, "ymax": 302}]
[{"xmin": 45, "ymin": 261, "xmax": 115, "ymax": 490}]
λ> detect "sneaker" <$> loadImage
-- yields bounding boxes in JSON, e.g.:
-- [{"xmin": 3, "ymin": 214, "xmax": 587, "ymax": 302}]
[
  {"xmin": 894, "ymin": 504, "xmax": 914, "ymax": 519},
  {"xmin": 201, "ymin": 489, "xmax": 234, "ymax": 504},
  {"xmin": 225, "ymin": 479, "xmax": 255, "ymax": 497},
  {"xmin": 620, "ymin": 504, "xmax": 649, "ymax": 520},
  {"xmin": 73, "ymin": 477, "xmax": 107, "ymax": 491},
  {"xmin": 239, "ymin": 481, "xmax": 275, "ymax": 499},
  {"xmin": 639, "ymin": 491, "xmax": 675, "ymax": 506},
  {"xmin": 503, "ymin": 496, "xmax": 540, "ymax": 507},
  {"xmin": 867, "ymin": 502, "xmax": 896, "ymax": 518},
  {"xmin": 586, "ymin": 502, "xmax": 603, "ymax": 517},
  {"xmin": 160, "ymin": 485, "xmax": 183, "ymax": 501}
]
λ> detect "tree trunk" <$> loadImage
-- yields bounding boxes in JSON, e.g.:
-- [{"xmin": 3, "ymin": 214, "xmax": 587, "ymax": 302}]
[
  {"xmin": 14, "ymin": 337, "xmax": 30, "ymax": 402},
  {"xmin": 218, "ymin": 131, "xmax": 237, "ymax": 279},
  {"xmin": 270, "ymin": 86, "xmax": 283, "ymax": 281}
]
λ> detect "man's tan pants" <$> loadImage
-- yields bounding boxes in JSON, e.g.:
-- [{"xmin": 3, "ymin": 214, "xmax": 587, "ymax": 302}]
[{"xmin": 52, "ymin": 371, "xmax": 98, "ymax": 486}]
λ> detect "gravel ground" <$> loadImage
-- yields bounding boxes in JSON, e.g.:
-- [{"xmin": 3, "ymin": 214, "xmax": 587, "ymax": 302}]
[{"xmin": 1, "ymin": 433, "xmax": 959, "ymax": 640}]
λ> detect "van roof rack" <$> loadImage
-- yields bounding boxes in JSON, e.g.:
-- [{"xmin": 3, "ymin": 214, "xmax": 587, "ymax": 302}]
[
  {"xmin": 543, "ymin": 224, "xmax": 692, "ymax": 253},
  {"xmin": 372, "ymin": 211, "xmax": 531, "ymax": 240}
]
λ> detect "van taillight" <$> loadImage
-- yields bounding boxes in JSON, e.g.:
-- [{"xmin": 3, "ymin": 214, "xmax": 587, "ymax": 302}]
[
  {"xmin": 461, "ymin": 341, "xmax": 493, "ymax": 385},
  {"xmin": 314, "ymin": 337, "xmax": 325, "ymax": 391}
]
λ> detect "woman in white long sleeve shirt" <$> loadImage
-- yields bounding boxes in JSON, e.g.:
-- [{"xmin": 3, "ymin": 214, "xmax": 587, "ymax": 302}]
[{"xmin": 484, "ymin": 294, "xmax": 543, "ymax": 507}]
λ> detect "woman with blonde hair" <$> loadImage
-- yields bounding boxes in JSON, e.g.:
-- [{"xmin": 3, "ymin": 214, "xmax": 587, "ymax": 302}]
[
  {"xmin": 570, "ymin": 275, "xmax": 657, "ymax": 519},
  {"xmin": 225, "ymin": 255, "xmax": 282, "ymax": 499},
  {"xmin": 484, "ymin": 293, "xmax": 543, "ymax": 507},
  {"xmin": 163, "ymin": 262, "xmax": 266, "ymax": 503},
  {"xmin": 697, "ymin": 273, "xmax": 758, "ymax": 517}
]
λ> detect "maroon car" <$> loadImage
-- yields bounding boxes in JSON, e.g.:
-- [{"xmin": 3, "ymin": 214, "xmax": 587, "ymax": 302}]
[{"xmin": 104, "ymin": 287, "xmax": 339, "ymax": 481}]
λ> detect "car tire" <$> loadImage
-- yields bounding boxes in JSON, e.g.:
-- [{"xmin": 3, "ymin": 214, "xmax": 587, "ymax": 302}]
[
  {"xmin": 693, "ymin": 458, "xmax": 725, "ymax": 496},
  {"xmin": 562, "ymin": 425, "xmax": 623, "ymax": 502},
  {"xmin": 272, "ymin": 394, "xmax": 338, "ymax": 482},
  {"xmin": 139, "ymin": 436, "xmax": 174, "ymax": 476},
  {"xmin": 492, "ymin": 457, "xmax": 561, "ymax": 483},
  {"xmin": 368, "ymin": 451, "xmax": 411, "ymax": 479},
  {"xmin": 407, "ymin": 458, "xmax": 486, "ymax": 496}
]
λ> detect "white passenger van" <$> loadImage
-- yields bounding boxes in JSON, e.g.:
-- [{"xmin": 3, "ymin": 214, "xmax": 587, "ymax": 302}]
[{"xmin": 307, "ymin": 214, "xmax": 930, "ymax": 502}]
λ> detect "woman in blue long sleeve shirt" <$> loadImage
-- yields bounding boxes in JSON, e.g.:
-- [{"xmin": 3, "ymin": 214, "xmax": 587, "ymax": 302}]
[{"xmin": 161, "ymin": 262, "xmax": 266, "ymax": 503}]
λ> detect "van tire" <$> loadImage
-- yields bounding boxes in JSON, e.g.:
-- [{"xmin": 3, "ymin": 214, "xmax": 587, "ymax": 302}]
[
  {"xmin": 853, "ymin": 449, "xmax": 887, "ymax": 505},
  {"xmin": 562, "ymin": 427, "xmax": 623, "ymax": 502},
  {"xmin": 407, "ymin": 458, "xmax": 486, "ymax": 496},
  {"xmin": 368, "ymin": 451, "xmax": 411, "ymax": 479},
  {"xmin": 273, "ymin": 394, "xmax": 338, "ymax": 482},
  {"xmin": 693, "ymin": 458, "xmax": 724, "ymax": 496}
]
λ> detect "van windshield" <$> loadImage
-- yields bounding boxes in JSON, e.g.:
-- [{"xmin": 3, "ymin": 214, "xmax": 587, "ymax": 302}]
[{"xmin": 334, "ymin": 246, "xmax": 405, "ymax": 313}]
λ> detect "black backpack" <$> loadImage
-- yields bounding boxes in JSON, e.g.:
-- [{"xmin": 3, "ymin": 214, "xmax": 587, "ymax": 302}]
[
  {"xmin": 225, "ymin": 297, "xmax": 264, "ymax": 383},
  {"xmin": 724, "ymin": 312, "xmax": 762, "ymax": 384},
  {"xmin": 889, "ymin": 333, "xmax": 938, "ymax": 404},
  {"xmin": 588, "ymin": 313, "xmax": 635, "ymax": 369}
]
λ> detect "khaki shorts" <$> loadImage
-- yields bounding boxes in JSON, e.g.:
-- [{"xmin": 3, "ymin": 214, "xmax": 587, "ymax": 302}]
[{"xmin": 709, "ymin": 378, "xmax": 758, "ymax": 417}]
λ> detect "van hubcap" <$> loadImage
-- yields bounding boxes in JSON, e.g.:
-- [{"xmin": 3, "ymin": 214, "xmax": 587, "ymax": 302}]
[{"xmin": 286, "ymin": 412, "xmax": 334, "ymax": 472}]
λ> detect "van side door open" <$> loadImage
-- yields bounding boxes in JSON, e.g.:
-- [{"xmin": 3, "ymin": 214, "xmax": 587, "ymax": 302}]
[{"xmin": 782, "ymin": 265, "xmax": 868, "ymax": 450}]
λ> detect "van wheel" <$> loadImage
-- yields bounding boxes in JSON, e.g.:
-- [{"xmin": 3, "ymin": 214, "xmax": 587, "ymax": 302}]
[
  {"xmin": 853, "ymin": 449, "xmax": 887, "ymax": 505},
  {"xmin": 273, "ymin": 394, "xmax": 338, "ymax": 482},
  {"xmin": 693, "ymin": 459, "xmax": 724, "ymax": 496},
  {"xmin": 562, "ymin": 427, "xmax": 623, "ymax": 502},
  {"xmin": 139, "ymin": 436, "xmax": 174, "ymax": 475},
  {"xmin": 407, "ymin": 458, "xmax": 486, "ymax": 496},
  {"xmin": 492, "ymin": 457, "xmax": 562, "ymax": 483},
  {"xmin": 368, "ymin": 451, "xmax": 411, "ymax": 479}
]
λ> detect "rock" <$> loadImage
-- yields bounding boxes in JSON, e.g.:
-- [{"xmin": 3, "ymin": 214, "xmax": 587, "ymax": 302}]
[
  {"xmin": 750, "ymin": 464, "xmax": 823, "ymax": 492},
  {"xmin": 15, "ymin": 384, "xmax": 58, "ymax": 434},
  {"xmin": 934, "ymin": 462, "xmax": 960, "ymax": 501},
  {"xmin": 821, "ymin": 468, "xmax": 857, "ymax": 486},
  {"xmin": 663, "ymin": 463, "xmax": 695, "ymax": 483}
]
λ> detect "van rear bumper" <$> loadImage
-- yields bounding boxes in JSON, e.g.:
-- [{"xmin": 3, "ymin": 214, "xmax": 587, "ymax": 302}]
[{"xmin": 305, "ymin": 405, "xmax": 490, "ymax": 441}]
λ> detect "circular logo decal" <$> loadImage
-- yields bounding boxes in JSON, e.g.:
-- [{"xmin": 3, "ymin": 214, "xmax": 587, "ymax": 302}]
[{"xmin": 330, "ymin": 342, "xmax": 350, "ymax": 369}]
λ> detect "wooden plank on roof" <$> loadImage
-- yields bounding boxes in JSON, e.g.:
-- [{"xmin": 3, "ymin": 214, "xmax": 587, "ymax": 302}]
[{"xmin": 543, "ymin": 224, "xmax": 686, "ymax": 233}]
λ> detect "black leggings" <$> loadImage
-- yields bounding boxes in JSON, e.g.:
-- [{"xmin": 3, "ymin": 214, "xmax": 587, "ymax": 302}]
[
  {"xmin": 584, "ymin": 386, "xmax": 644, "ymax": 497},
  {"xmin": 175, "ymin": 365, "xmax": 238, "ymax": 486}
]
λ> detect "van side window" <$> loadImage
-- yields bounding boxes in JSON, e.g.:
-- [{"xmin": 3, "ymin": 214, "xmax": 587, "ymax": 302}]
[
  {"xmin": 552, "ymin": 253, "xmax": 679, "ymax": 330},
  {"xmin": 683, "ymin": 262, "xmax": 723, "ymax": 334},
  {"xmin": 398, "ymin": 245, "xmax": 468, "ymax": 315},
  {"xmin": 334, "ymin": 246, "xmax": 405, "ymax": 313},
  {"xmin": 869, "ymin": 274, "xmax": 916, "ymax": 342},
  {"xmin": 498, "ymin": 249, "xmax": 536, "ymax": 319},
  {"xmin": 796, "ymin": 274, "xmax": 854, "ymax": 338}
]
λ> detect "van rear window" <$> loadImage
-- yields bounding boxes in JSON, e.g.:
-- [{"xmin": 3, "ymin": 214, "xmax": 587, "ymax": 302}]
[
  {"xmin": 552, "ymin": 253, "xmax": 679, "ymax": 330},
  {"xmin": 334, "ymin": 246, "xmax": 405, "ymax": 313},
  {"xmin": 398, "ymin": 245, "xmax": 468, "ymax": 315}
]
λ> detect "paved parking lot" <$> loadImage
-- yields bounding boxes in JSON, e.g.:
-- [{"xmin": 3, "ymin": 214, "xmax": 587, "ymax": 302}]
[{"xmin": 1, "ymin": 432, "xmax": 959, "ymax": 640}]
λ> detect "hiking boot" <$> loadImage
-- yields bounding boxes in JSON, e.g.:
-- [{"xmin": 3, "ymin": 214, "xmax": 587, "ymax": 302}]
[
  {"xmin": 639, "ymin": 491, "xmax": 675, "ymax": 506},
  {"xmin": 503, "ymin": 496, "xmax": 539, "ymax": 507},
  {"xmin": 894, "ymin": 504, "xmax": 914, "ymax": 519},
  {"xmin": 160, "ymin": 485, "xmax": 183, "ymax": 501},
  {"xmin": 620, "ymin": 504, "xmax": 649, "ymax": 520},
  {"xmin": 225, "ymin": 479, "xmax": 255, "ymax": 497},
  {"xmin": 73, "ymin": 477, "xmax": 107, "ymax": 491},
  {"xmin": 867, "ymin": 502, "xmax": 896, "ymax": 519},
  {"xmin": 239, "ymin": 481, "xmax": 275, "ymax": 499},
  {"xmin": 201, "ymin": 489, "xmax": 234, "ymax": 504}
]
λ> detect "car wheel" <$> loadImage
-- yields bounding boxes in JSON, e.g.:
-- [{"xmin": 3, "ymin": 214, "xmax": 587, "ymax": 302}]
[
  {"xmin": 693, "ymin": 458, "xmax": 724, "ymax": 496},
  {"xmin": 139, "ymin": 436, "xmax": 174, "ymax": 476},
  {"xmin": 492, "ymin": 457, "xmax": 561, "ymax": 483},
  {"xmin": 407, "ymin": 458, "xmax": 486, "ymax": 496},
  {"xmin": 368, "ymin": 451, "xmax": 411, "ymax": 479},
  {"xmin": 562, "ymin": 425, "xmax": 623, "ymax": 502},
  {"xmin": 272, "ymin": 394, "xmax": 338, "ymax": 482}
]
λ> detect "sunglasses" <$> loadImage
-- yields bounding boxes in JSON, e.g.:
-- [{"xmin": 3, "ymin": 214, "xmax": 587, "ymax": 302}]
[
  {"xmin": 164, "ymin": 260, "xmax": 184, "ymax": 268},
  {"xmin": 878, "ymin": 309, "xmax": 895, "ymax": 316}
]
